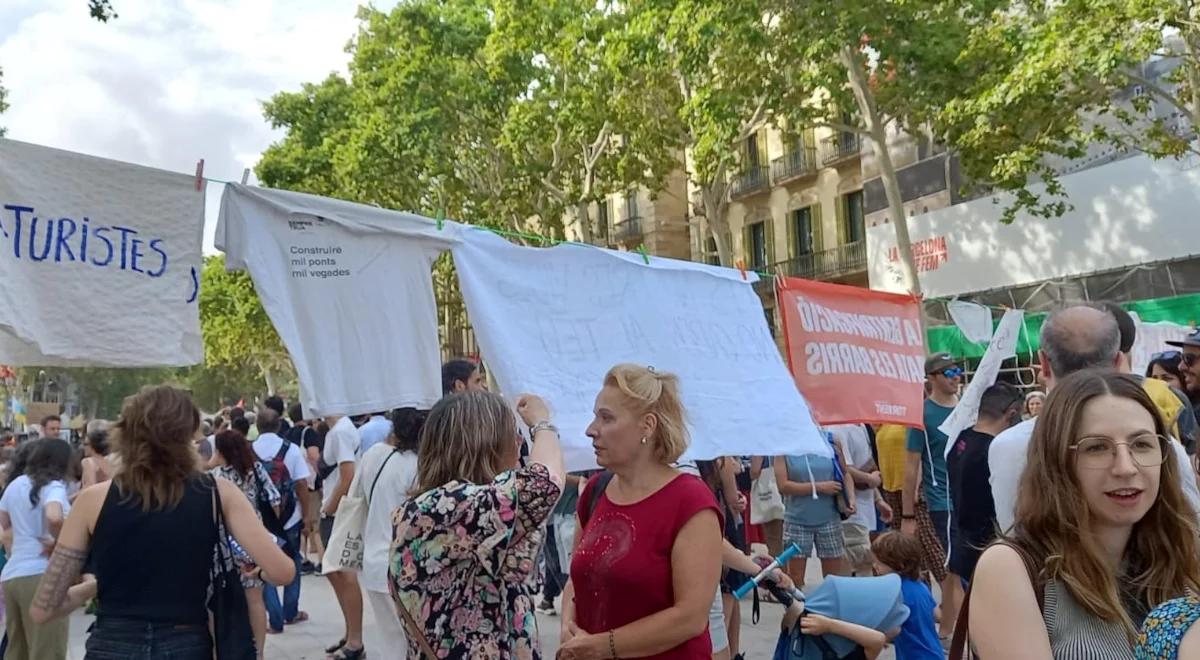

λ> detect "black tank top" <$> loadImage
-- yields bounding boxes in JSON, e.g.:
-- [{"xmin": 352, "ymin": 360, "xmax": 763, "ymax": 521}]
[{"xmin": 91, "ymin": 476, "xmax": 217, "ymax": 625}]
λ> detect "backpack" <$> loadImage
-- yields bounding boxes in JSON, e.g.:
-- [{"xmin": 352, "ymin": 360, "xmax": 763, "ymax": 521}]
[{"xmin": 258, "ymin": 440, "xmax": 297, "ymax": 540}]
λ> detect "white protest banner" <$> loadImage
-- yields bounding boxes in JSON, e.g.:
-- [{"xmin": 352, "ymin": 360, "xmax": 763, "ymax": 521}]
[
  {"xmin": 948, "ymin": 300, "xmax": 994, "ymax": 344},
  {"xmin": 940, "ymin": 309, "xmax": 1024, "ymax": 456},
  {"xmin": 216, "ymin": 184, "xmax": 460, "ymax": 416},
  {"xmin": 1130, "ymin": 317, "xmax": 1191, "ymax": 376},
  {"xmin": 0, "ymin": 139, "xmax": 204, "ymax": 366},
  {"xmin": 451, "ymin": 229, "xmax": 828, "ymax": 472}
]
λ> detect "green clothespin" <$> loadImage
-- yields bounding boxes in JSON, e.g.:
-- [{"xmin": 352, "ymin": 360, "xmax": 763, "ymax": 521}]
[
  {"xmin": 435, "ymin": 207, "xmax": 445, "ymax": 231},
  {"xmin": 637, "ymin": 244, "xmax": 649, "ymax": 265}
]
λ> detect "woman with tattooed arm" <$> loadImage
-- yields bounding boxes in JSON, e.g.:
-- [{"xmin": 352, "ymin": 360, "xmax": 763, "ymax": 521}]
[{"xmin": 28, "ymin": 386, "xmax": 294, "ymax": 659}]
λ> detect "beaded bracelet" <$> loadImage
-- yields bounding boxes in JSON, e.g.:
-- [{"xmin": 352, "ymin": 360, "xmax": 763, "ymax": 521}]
[{"xmin": 608, "ymin": 630, "xmax": 618, "ymax": 659}]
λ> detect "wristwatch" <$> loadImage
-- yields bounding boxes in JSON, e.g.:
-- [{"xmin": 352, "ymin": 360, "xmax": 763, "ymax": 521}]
[{"xmin": 529, "ymin": 421, "xmax": 558, "ymax": 438}]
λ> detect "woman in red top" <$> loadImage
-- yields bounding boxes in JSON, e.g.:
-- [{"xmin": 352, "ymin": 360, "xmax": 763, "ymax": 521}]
[{"xmin": 559, "ymin": 364, "xmax": 724, "ymax": 659}]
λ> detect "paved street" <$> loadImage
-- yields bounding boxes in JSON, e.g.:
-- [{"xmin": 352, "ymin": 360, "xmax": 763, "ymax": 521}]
[{"xmin": 66, "ymin": 559, "xmax": 901, "ymax": 658}]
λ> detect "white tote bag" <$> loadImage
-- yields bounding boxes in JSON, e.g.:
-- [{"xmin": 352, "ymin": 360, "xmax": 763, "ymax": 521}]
[
  {"xmin": 750, "ymin": 459, "xmax": 786, "ymax": 524},
  {"xmin": 321, "ymin": 451, "xmax": 399, "ymax": 574},
  {"xmin": 321, "ymin": 469, "xmax": 367, "ymax": 574}
]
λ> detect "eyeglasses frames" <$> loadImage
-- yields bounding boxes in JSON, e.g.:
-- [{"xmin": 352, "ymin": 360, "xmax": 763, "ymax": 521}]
[{"xmin": 1070, "ymin": 434, "xmax": 1167, "ymax": 470}]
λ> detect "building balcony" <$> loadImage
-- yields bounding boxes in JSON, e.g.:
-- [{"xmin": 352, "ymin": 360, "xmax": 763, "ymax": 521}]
[
  {"xmin": 751, "ymin": 240, "xmax": 868, "ymax": 294},
  {"xmin": 730, "ymin": 166, "xmax": 770, "ymax": 199},
  {"xmin": 613, "ymin": 217, "xmax": 642, "ymax": 243},
  {"xmin": 771, "ymin": 148, "xmax": 819, "ymax": 185},
  {"xmin": 823, "ymin": 133, "xmax": 862, "ymax": 166}
]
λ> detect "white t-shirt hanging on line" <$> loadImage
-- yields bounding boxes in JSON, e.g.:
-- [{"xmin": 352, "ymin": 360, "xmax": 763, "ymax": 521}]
[
  {"xmin": 0, "ymin": 476, "xmax": 71, "ymax": 581},
  {"xmin": 215, "ymin": 184, "xmax": 460, "ymax": 417},
  {"xmin": 253, "ymin": 432, "xmax": 313, "ymax": 530},
  {"xmin": 356, "ymin": 444, "xmax": 418, "ymax": 593},
  {"xmin": 322, "ymin": 416, "xmax": 362, "ymax": 512}
]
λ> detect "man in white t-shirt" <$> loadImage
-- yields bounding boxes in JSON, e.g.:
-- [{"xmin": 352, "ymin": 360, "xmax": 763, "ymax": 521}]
[
  {"xmin": 830, "ymin": 424, "xmax": 890, "ymax": 576},
  {"xmin": 321, "ymin": 415, "xmax": 364, "ymax": 657},
  {"xmin": 252, "ymin": 409, "xmax": 313, "ymax": 633}
]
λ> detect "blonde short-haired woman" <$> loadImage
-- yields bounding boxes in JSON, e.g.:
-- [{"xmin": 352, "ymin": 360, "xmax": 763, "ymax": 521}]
[{"xmin": 559, "ymin": 364, "xmax": 724, "ymax": 659}]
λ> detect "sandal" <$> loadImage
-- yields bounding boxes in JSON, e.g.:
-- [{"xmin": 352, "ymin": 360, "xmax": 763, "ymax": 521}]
[
  {"xmin": 324, "ymin": 638, "xmax": 346, "ymax": 654},
  {"xmin": 329, "ymin": 645, "xmax": 365, "ymax": 660},
  {"xmin": 286, "ymin": 611, "xmax": 310, "ymax": 625}
]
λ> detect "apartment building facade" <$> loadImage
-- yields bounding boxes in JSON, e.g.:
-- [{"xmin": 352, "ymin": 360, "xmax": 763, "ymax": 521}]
[{"xmin": 563, "ymin": 167, "xmax": 694, "ymax": 261}]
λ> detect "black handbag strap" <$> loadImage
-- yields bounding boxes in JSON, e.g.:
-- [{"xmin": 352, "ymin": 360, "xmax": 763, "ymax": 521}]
[
  {"xmin": 209, "ymin": 475, "xmax": 235, "ymax": 566},
  {"xmin": 367, "ymin": 449, "xmax": 399, "ymax": 504},
  {"xmin": 949, "ymin": 540, "xmax": 1044, "ymax": 660}
]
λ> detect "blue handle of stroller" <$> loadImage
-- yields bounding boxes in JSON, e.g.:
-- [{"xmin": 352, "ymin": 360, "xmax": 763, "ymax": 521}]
[{"xmin": 733, "ymin": 542, "xmax": 802, "ymax": 599}]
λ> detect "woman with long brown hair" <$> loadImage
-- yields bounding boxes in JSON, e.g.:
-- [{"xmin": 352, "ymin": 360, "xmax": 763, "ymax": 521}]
[
  {"xmin": 208, "ymin": 429, "xmax": 281, "ymax": 660},
  {"xmin": 966, "ymin": 369, "xmax": 1200, "ymax": 659},
  {"xmin": 27, "ymin": 385, "xmax": 294, "ymax": 659}
]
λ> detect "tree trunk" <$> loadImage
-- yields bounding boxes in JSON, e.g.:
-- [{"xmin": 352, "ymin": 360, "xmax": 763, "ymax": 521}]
[
  {"xmin": 702, "ymin": 184, "xmax": 734, "ymax": 266},
  {"xmin": 840, "ymin": 46, "xmax": 922, "ymax": 300},
  {"xmin": 1182, "ymin": 22, "xmax": 1200, "ymax": 133},
  {"xmin": 260, "ymin": 362, "xmax": 277, "ymax": 397}
]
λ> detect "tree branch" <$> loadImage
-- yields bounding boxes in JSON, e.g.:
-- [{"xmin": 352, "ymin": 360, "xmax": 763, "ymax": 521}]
[
  {"xmin": 737, "ymin": 97, "xmax": 770, "ymax": 142},
  {"xmin": 1120, "ymin": 70, "xmax": 1196, "ymax": 121}
]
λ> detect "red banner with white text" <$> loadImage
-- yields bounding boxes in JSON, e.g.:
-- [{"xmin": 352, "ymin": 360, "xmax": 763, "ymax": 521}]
[{"xmin": 777, "ymin": 277, "xmax": 926, "ymax": 428}]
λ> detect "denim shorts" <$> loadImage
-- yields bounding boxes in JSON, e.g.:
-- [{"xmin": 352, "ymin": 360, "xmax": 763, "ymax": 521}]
[{"xmin": 85, "ymin": 617, "xmax": 211, "ymax": 660}]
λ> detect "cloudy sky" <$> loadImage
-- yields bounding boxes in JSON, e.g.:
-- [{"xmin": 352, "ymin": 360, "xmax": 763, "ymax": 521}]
[{"xmin": 0, "ymin": 0, "xmax": 393, "ymax": 252}]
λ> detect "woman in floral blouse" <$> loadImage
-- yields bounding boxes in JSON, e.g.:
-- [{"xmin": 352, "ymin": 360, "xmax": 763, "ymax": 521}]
[
  {"xmin": 390, "ymin": 390, "xmax": 565, "ymax": 659},
  {"xmin": 207, "ymin": 428, "xmax": 281, "ymax": 660}
]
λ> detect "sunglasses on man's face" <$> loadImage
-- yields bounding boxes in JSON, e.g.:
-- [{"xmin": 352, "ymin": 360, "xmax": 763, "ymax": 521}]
[
  {"xmin": 941, "ymin": 367, "xmax": 964, "ymax": 379},
  {"xmin": 1183, "ymin": 353, "xmax": 1200, "ymax": 367}
]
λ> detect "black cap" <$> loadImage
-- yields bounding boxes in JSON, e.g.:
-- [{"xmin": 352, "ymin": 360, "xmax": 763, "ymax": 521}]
[
  {"xmin": 925, "ymin": 353, "xmax": 959, "ymax": 374},
  {"xmin": 1166, "ymin": 328, "xmax": 1200, "ymax": 349}
]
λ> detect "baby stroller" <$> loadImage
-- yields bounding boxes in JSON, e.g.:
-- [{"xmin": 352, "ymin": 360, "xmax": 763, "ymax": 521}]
[{"xmin": 737, "ymin": 545, "xmax": 910, "ymax": 660}]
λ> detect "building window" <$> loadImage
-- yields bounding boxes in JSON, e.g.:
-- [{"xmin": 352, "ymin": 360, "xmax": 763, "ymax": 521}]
[
  {"xmin": 625, "ymin": 190, "xmax": 640, "ymax": 220},
  {"xmin": 596, "ymin": 200, "xmax": 609, "ymax": 239},
  {"xmin": 792, "ymin": 207, "xmax": 814, "ymax": 256},
  {"xmin": 705, "ymin": 237, "xmax": 720, "ymax": 266},
  {"xmin": 748, "ymin": 221, "xmax": 768, "ymax": 270},
  {"xmin": 744, "ymin": 134, "xmax": 762, "ymax": 170},
  {"xmin": 844, "ymin": 190, "xmax": 865, "ymax": 244}
]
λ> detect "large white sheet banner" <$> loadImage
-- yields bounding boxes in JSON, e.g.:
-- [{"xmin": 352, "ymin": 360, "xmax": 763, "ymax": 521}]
[
  {"xmin": 216, "ymin": 184, "xmax": 459, "ymax": 416},
  {"xmin": 452, "ymin": 229, "xmax": 828, "ymax": 472},
  {"xmin": 0, "ymin": 139, "xmax": 204, "ymax": 366},
  {"xmin": 947, "ymin": 300, "xmax": 993, "ymax": 344},
  {"xmin": 1130, "ymin": 316, "xmax": 1191, "ymax": 376},
  {"xmin": 941, "ymin": 309, "xmax": 1024, "ymax": 455}
]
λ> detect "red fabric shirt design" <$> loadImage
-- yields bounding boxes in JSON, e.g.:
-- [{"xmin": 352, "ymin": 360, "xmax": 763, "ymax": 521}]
[{"xmin": 570, "ymin": 473, "xmax": 722, "ymax": 659}]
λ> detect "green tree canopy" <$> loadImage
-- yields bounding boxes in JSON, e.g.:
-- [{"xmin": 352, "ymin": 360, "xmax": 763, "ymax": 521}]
[{"xmin": 198, "ymin": 254, "xmax": 294, "ymax": 395}]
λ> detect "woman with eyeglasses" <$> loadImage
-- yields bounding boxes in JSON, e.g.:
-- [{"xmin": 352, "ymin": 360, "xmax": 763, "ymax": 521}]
[
  {"xmin": 1145, "ymin": 351, "xmax": 1186, "ymax": 392},
  {"xmin": 963, "ymin": 369, "xmax": 1200, "ymax": 659}
]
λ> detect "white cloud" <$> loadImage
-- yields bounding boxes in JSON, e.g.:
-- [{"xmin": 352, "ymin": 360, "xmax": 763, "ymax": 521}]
[{"xmin": 0, "ymin": 0, "xmax": 389, "ymax": 253}]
